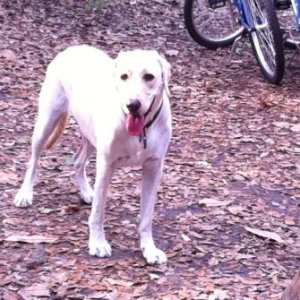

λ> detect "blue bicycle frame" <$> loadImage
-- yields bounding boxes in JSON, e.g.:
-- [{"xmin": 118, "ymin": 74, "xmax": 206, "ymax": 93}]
[
  {"xmin": 235, "ymin": 0, "xmax": 256, "ymax": 30},
  {"xmin": 291, "ymin": 0, "xmax": 300, "ymax": 29},
  {"xmin": 234, "ymin": 0, "xmax": 268, "ymax": 36}
]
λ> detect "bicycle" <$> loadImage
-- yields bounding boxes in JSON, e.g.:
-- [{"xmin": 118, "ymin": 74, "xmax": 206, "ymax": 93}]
[
  {"xmin": 275, "ymin": 0, "xmax": 300, "ymax": 49},
  {"xmin": 184, "ymin": 0, "xmax": 285, "ymax": 84}
]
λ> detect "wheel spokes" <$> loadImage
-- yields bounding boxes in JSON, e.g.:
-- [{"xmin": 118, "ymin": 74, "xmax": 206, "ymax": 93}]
[{"xmin": 249, "ymin": 0, "xmax": 277, "ymax": 73}]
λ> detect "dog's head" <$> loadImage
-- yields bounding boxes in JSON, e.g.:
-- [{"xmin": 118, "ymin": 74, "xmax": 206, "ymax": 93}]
[{"xmin": 114, "ymin": 49, "xmax": 171, "ymax": 136}]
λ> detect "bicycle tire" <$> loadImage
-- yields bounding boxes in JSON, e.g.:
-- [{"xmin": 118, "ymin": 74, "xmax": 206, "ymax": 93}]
[
  {"xmin": 248, "ymin": 0, "xmax": 285, "ymax": 84},
  {"xmin": 184, "ymin": 0, "xmax": 244, "ymax": 49},
  {"xmin": 276, "ymin": 5, "xmax": 300, "ymax": 50}
]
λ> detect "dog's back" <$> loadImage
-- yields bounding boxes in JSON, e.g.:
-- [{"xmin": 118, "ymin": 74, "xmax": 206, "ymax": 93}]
[
  {"xmin": 40, "ymin": 45, "xmax": 117, "ymax": 148},
  {"xmin": 46, "ymin": 45, "xmax": 114, "ymax": 99}
]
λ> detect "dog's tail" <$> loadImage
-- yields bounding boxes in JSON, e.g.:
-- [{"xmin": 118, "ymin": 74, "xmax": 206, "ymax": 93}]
[{"xmin": 45, "ymin": 112, "xmax": 69, "ymax": 149}]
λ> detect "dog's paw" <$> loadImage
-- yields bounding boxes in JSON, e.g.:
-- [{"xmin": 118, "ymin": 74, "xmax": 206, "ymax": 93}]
[
  {"xmin": 142, "ymin": 246, "xmax": 167, "ymax": 264},
  {"xmin": 13, "ymin": 189, "xmax": 33, "ymax": 207},
  {"xmin": 89, "ymin": 238, "xmax": 112, "ymax": 258}
]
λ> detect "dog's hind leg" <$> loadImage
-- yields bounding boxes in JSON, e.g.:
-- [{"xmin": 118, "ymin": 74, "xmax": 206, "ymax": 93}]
[
  {"xmin": 14, "ymin": 73, "xmax": 68, "ymax": 207},
  {"xmin": 74, "ymin": 135, "xmax": 95, "ymax": 204}
]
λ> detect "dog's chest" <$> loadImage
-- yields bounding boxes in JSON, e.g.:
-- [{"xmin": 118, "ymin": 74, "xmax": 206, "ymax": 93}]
[{"xmin": 114, "ymin": 139, "xmax": 153, "ymax": 167}]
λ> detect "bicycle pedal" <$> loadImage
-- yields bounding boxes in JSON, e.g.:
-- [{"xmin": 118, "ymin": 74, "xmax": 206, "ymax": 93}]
[{"xmin": 208, "ymin": 0, "xmax": 227, "ymax": 9}]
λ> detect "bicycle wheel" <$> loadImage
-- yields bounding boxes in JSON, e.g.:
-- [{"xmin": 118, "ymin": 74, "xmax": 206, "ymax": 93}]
[
  {"xmin": 184, "ymin": 0, "xmax": 244, "ymax": 49},
  {"xmin": 276, "ymin": 2, "xmax": 300, "ymax": 49},
  {"xmin": 248, "ymin": 0, "xmax": 285, "ymax": 84}
]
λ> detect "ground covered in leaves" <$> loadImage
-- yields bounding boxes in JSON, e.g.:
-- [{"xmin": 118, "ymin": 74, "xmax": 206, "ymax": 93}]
[{"xmin": 1, "ymin": 0, "xmax": 300, "ymax": 299}]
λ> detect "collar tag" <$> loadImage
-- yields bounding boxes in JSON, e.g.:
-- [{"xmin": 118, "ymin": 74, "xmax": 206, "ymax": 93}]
[{"xmin": 139, "ymin": 128, "xmax": 147, "ymax": 149}]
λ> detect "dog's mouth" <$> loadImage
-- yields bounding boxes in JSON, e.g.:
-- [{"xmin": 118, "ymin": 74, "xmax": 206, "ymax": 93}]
[{"xmin": 126, "ymin": 113, "xmax": 145, "ymax": 136}]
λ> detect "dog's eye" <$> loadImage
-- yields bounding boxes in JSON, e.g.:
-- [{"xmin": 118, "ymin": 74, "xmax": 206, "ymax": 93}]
[
  {"xmin": 120, "ymin": 74, "xmax": 129, "ymax": 81},
  {"xmin": 143, "ymin": 73, "xmax": 155, "ymax": 82}
]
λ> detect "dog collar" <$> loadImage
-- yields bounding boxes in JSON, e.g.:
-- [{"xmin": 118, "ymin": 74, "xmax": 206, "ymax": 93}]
[{"xmin": 139, "ymin": 98, "xmax": 163, "ymax": 149}]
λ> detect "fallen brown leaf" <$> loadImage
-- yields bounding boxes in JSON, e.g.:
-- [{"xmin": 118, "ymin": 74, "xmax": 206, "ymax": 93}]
[
  {"xmin": 0, "ymin": 49, "xmax": 17, "ymax": 61},
  {"xmin": 198, "ymin": 198, "xmax": 232, "ymax": 207},
  {"xmin": 19, "ymin": 283, "xmax": 50, "ymax": 300},
  {"xmin": 244, "ymin": 226, "xmax": 286, "ymax": 244},
  {"xmin": 105, "ymin": 278, "xmax": 134, "ymax": 287},
  {"xmin": 239, "ymin": 276, "xmax": 261, "ymax": 285},
  {"xmin": 5, "ymin": 234, "xmax": 58, "ymax": 244},
  {"xmin": 0, "ymin": 170, "xmax": 19, "ymax": 185},
  {"xmin": 291, "ymin": 124, "xmax": 300, "ymax": 133}
]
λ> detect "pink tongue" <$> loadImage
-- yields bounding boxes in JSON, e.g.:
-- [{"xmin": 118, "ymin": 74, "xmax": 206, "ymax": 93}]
[{"xmin": 126, "ymin": 115, "xmax": 144, "ymax": 136}]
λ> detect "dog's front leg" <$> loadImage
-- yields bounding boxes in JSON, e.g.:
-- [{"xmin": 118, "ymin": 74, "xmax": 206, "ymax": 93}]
[
  {"xmin": 88, "ymin": 155, "xmax": 113, "ymax": 258},
  {"xmin": 139, "ymin": 159, "xmax": 167, "ymax": 264}
]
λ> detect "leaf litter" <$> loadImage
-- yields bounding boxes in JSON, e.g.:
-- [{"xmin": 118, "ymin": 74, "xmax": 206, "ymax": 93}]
[{"xmin": 1, "ymin": 0, "xmax": 300, "ymax": 299}]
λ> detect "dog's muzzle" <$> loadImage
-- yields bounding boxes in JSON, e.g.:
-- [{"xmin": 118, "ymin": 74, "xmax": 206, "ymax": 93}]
[
  {"xmin": 126, "ymin": 99, "xmax": 141, "ymax": 116},
  {"xmin": 126, "ymin": 99, "xmax": 144, "ymax": 136}
]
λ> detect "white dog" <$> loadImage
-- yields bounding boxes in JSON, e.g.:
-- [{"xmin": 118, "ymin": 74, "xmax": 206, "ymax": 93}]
[{"xmin": 14, "ymin": 45, "xmax": 172, "ymax": 264}]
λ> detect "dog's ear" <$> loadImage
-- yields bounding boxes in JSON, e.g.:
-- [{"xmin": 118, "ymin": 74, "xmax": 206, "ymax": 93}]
[{"xmin": 156, "ymin": 52, "xmax": 171, "ymax": 97}]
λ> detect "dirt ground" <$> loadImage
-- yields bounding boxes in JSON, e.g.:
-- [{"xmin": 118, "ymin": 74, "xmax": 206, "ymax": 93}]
[{"xmin": 1, "ymin": 0, "xmax": 300, "ymax": 299}]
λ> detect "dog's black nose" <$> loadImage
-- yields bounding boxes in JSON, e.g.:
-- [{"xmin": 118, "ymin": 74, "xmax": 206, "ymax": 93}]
[{"xmin": 127, "ymin": 99, "xmax": 141, "ymax": 113}]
